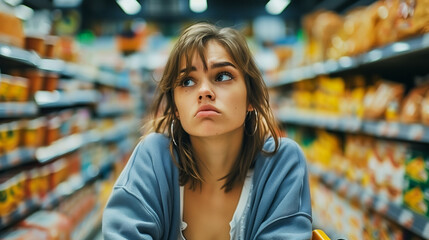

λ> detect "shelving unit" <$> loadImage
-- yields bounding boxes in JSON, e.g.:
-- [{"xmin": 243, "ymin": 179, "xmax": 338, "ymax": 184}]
[
  {"xmin": 268, "ymin": 33, "xmax": 429, "ymax": 88},
  {"xmin": 268, "ymin": 13, "xmax": 429, "ymax": 238},
  {"xmin": 310, "ymin": 164, "xmax": 429, "ymax": 239},
  {"xmin": 0, "ymin": 37, "xmax": 141, "ymax": 239},
  {"xmin": 277, "ymin": 108, "xmax": 429, "ymax": 143}
]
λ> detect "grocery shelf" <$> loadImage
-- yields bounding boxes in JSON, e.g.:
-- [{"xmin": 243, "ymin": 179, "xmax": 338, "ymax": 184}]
[
  {"xmin": 309, "ymin": 165, "xmax": 429, "ymax": 239},
  {"xmin": 0, "ymin": 102, "xmax": 38, "ymax": 118},
  {"xmin": 101, "ymin": 119, "xmax": 140, "ymax": 143},
  {"xmin": 35, "ymin": 119, "xmax": 138, "ymax": 163},
  {"xmin": 0, "ymin": 198, "xmax": 38, "ymax": 231},
  {"xmin": 267, "ymin": 33, "xmax": 429, "ymax": 88},
  {"xmin": 0, "ymin": 171, "xmax": 98, "ymax": 230},
  {"xmin": 0, "ymin": 147, "xmax": 36, "ymax": 171},
  {"xmin": 38, "ymin": 58, "xmax": 67, "ymax": 73},
  {"xmin": 95, "ymin": 103, "xmax": 133, "ymax": 117},
  {"xmin": 42, "ymin": 170, "xmax": 100, "ymax": 210},
  {"xmin": 277, "ymin": 108, "xmax": 429, "ymax": 143},
  {"xmin": 34, "ymin": 90, "xmax": 99, "ymax": 108},
  {"xmin": 0, "ymin": 42, "xmax": 131, "ymax": 93},
  {"xmin": 97, "ymin": 71, "xmax": 130, "ymax": 90},
  {"xmin": 0, "ymin": 44, "xmax": 40, "ymax": 69},
  {"xmin": 35, "ymin": 131, "xmax": 96, "ymax": 163}
]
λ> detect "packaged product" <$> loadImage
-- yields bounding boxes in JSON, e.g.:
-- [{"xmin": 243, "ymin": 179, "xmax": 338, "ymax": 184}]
[
  {"xmin": 18, "ymin": 210, "xmax": 72, "ymax": 240},
  {"xmin": 25, "ymin": 70, "xmax": 44, "ymax": 96},
  {"xmin": 0, "ymin": 11, "xmax": 25, "ymax": 48},
  {"xmin": 44, "ymin": 73, "xmax": 59, "ymax": 92},
  {"xmin": 400, "ymin": 85, "xmax": 429, "ymax": 123},
  {"xmin": 421, "ymin": 90, "xmax": 429, "ymax": 125},
  {"xmin": 328, "ymin": 5, "xmax": 378, "ymax": 58},
  {"xmin": 396, "ymin": 0, "xmax": 429, "ymax": 40},
  {"xmin": 0, "ymin": 122, "xmax": 5, "ymax": 155},
  {"xmin": 2, "ymin": 121, "xmax": 21, "ymax": 153},
  {"xmin": 10, "ymin": 76, "xmax": 29, "ymax": 102},
  {"xmin": 0, "ymin": 176, "xmax": 16, "ymax": 217},
  {"xmin": 302, "ymin": 10, "xmax": 324, "ymax": 64},
  {"xmin": 48, "ymin": 158, "xmax": 68, "ymax": 190},
  {"xmin": 373, "ymin": 0, "xmax": 401, "ymax": 47},
  {"xmin": 24, "ymin": 35, "xmax": 45, "ymax": 57},
  {"xmin": 311, "ymin": 11, "xmax": 343, "ymax": 61},
  {"xmin": 363, "ymin": 79, "xmax": 404, "ymax": 120},
  {"xmin": 363, "ymin": 211, "xmax": 404, "ymax": 240},
  {"xmin": 21, "ymin": 117, "xmax": 47, "ymax": 148},
  {"xmin": 403, "ymin": 149, "xmax": 429, "ymax": 217},
  {"xmin": 384, "ymin": 143, "xmax": 406, "ymax": 204},
  {"xmin": 403, "ymin": 180, "xmax": 429, "ymax": 216},
  {"xmin": 405, "ymin": 150, "xmax": 429, "ymax": 184},
  {"xmin": 367, "ymin": 141, "xmax": 390, "ymax": 198}
]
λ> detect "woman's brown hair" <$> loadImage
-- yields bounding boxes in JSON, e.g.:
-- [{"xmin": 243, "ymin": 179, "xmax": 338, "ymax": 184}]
[{"xmin": 144, "ymin": 22, "xmax": 280, "ymax": 192}]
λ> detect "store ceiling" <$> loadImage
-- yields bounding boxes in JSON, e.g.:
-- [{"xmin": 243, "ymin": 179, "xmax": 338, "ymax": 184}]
[{"xmin": 21, "ymin": 0, "xmax": 376, "ymax": 28}]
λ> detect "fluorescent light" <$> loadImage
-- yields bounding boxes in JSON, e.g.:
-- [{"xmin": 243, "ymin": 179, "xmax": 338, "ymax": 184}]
[
  {"xmin": 265, "ymin": 0, "xmax": 290, "ymax": 15},
  {"xmin": 190, "ymin": 0, "xmax": 207, "ymax": 13},
  {"xmin": 116, "ymin": 0, "xmax": 141, "ymax": 15}
]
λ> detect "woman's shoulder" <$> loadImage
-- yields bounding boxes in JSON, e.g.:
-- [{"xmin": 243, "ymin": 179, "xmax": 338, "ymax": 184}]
[
  {"xmin": 139, "ymin": 132, "xmax": 170, "ymax": 149},
  {"xmin": 258, "ymin": 137, "xmax": 307, "ymax": 169},
  {"xmin": 114, "ymin": 132, "xmax": 176, "ymax": 187},
  {"xmin": 263, "ymin": 137, "xmax": 304, "ymax": 156}
]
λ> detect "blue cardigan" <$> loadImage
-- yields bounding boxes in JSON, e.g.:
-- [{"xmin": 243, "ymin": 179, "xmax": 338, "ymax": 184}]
[{"xmin": 102, "ymin": 133, "xmax": 312, "ymax": 239}]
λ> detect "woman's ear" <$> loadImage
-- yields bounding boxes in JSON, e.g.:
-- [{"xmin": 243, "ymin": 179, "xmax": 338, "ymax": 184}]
[
  {"xmin": 247, "ymin": 105, "xmax": 254, "ymax": 112},
  {"xmin": 175, "ymin": 111, "xmax": 180, "ymax": 120}
]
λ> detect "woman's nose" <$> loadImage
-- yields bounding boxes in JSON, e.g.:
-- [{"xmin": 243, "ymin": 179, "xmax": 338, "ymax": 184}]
[{"xmin": 198, "ymin": 82, "xmax": 215, "ymax": 101}]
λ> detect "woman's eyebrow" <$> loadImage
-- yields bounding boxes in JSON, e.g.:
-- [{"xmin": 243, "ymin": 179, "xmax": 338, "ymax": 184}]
[
  {"xmin": 179, "ymin": 66, "xmax": 197, "ymax": 73},
  {"xmin": 211, "ymin": 61, "xmax": 236, "ymax": 69},
  {"xmin": 179, "ymin": 61, "xmax": 236, "ymax": 73}
]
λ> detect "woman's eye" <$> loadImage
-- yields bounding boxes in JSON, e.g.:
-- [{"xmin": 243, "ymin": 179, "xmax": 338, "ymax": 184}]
[
  {"xmin": 216, "ymin": 72, "xmax": 233, "ymax": 82},
  {"xmin": 182, "ymin": 78, "xmax": 195, "ymax": 87}
]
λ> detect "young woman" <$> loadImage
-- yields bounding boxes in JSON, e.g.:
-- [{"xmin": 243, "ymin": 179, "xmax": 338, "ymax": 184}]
[{"xmin": 102, "ymin": 22, "xmax": 312, "ymax": 240}]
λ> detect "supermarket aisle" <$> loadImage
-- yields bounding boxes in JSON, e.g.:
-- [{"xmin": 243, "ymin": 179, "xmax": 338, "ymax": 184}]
[{"xmin": 1, "ymin": 0, "xmax": 429, "ymax": 239}]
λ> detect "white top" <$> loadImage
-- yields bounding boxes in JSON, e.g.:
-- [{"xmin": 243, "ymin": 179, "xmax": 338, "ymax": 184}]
[{"xmin": 179, "ymin": 170, "xmax": 254, "ymax": 240}]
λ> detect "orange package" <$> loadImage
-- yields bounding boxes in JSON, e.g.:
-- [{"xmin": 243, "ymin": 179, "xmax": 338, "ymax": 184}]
[{"xmin": 400, "ymin": 85, "xmax": 429, "ymax": 123}]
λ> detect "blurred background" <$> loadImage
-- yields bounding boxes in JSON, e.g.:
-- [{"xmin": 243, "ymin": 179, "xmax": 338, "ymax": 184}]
[{"xmin": 1, "ymin": 0, "xmax": 429, "ymax": 239}]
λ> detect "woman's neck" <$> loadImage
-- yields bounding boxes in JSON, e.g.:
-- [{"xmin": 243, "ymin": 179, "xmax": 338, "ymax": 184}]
[{"xmin": 190, "ymin": 129, "xmax": 244, "ymax": 186}]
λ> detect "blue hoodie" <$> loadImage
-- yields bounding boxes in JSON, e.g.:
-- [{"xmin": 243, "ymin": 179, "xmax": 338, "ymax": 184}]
[{"xmin": 102, "ymin": 133, "xmax": 312, "ymax": 240}]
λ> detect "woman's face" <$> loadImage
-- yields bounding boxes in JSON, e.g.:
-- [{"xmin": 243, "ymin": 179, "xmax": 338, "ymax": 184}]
[{"xmin": 173, "ymin": 40, "xmax": 252, "ymax": 138}]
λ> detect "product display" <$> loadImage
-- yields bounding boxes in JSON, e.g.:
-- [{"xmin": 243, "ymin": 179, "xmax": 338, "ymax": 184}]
[
  {"xmin": 1, "ymin": 0, "xmax": 428, "ymax": 239},
  {"xmin": 268, "ymin": 0, "xmax": 429, "ymax": 237}
]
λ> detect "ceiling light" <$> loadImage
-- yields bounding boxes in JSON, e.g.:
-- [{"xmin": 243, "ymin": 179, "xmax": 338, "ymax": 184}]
[
  {"xmin": 265, "ymin": 0, "xmax": 290, "ymax": 15},
  {"xmin": 189, "ymin": 0, "xmax": 207, "ymax": 13},
  {"xmin": 116, "ymin": 0, "xmax": 141, "ymax": 15}
]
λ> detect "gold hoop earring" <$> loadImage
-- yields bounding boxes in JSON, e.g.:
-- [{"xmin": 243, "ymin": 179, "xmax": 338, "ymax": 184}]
[{"xmin": 171, "ymin": 119, "xmax": 177, "ymax": 146}]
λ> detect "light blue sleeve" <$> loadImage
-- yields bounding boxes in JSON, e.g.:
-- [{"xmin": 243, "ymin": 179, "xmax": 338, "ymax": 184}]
[
  {"xmin": 247, "ymin": 138, "xmax": 313, "ymax": 240},
  {"xmin": 102, "ymin": 133, "xmax": 180, "ymax": 240}
]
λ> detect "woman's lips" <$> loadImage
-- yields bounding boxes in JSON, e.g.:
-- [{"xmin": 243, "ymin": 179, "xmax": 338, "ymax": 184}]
[
  {"xmin": 195, "ymin": 105, "xmax": 220, "ymax": 117},
  {"xmin": 195, "ymin": 110, "xmax": 221, "ymax": 118}
]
